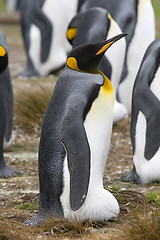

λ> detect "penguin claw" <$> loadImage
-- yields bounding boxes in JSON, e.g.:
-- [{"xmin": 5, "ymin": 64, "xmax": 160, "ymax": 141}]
[
  {"xmin": 24, "ymin": 213, "xmax": 47, "ymax": 226},
  {"xmin": 0, "ymin": 166, "xmax": 17, "ymax": 178},
  {"xmin": 121, "ymin": 168, "xmax": 141, "ymax": 184}
]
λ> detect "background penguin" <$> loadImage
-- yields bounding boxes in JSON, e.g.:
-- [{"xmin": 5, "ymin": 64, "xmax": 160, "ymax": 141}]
[
  {"xmin": 118, "ymin": 0, "xmax": 155, "ymax": 113},
  {"xmin": 5, "ymin": 0, "xmax": 21, "ymax": 12},
  {"xmin": 79, "ymin": 0, "xmax": 155, "ymax": 114},
  {"xmin": 122, "ymin": 38, "xmax": 160, "ymax": 185},
  {"xmin": 24, "ymin": 33, "xmax": 126, "ymax": 226},
  {"xmin": 0, "ymin": 32, "xmax": 16, "ymax": 178},
  {"xmin": 67, "ymin": 7, "xmax": 128, "ymax": 123},
  {"xmin": 18, "ymin": 0, "xmax": 80, "ymax": 77},
  {"xmin": 18, "ymin": 0, "xmax": 45, "ymax": 77}
]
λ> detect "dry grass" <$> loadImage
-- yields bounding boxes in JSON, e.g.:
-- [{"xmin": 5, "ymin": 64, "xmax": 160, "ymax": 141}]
[
  {"xmin": 118, "ymin": 210, "xmax": 160, "ymax": 240},
  {"xmin": 14, "ymin": 83, "xmax": 53, "ymax": 134},
  {"xmin": 0, "ymin": 217, "xmax": 112, "ymax": 240}
]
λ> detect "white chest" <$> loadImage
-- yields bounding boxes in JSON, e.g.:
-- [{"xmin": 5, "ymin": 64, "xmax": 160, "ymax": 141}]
[
  {"xmin": 118, "ymin": 0, "xmax": 155, "ymax": 113},
  {"xmin": 29, "ymin": 0, "xmax": 78, "ymax": 76}
]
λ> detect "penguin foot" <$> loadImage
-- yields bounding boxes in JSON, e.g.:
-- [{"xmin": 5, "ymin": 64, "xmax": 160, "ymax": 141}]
[
  {"xmin": 0, "ymin": 165, "xmax": 17, "ymax": 178},
  {"xmin": 121, "ymin": 168, "xmax": 141, "ymax": 184},
  {"xmin": 16, "ymin": 67, "xmax": 39, "ymax": 78},
  {"xmin": 24, "ymin": 213, "xmax": 47, "ymax": 226},
  {"xmin": 113, "ymin": 100, "xmax": 128, "ymax": 124}
]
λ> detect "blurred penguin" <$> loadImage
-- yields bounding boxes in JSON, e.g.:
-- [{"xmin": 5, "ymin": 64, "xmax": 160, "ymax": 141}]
[
  {"xmin": 5, "ymin": 0, "xmax": 21, "ymax": 12},
  {"xmin": 18, "ymin": 0, "xmax": 80, "ymax": 77},
  {"xmin": 118, "ymin": 0, "xmax": 155, "ymax": 113},
  {"xmin": 67, "ymin": 7, "xmax": 128, "ymax": 123},
  {"xmin": 0, "ymin": 32, "xmax": 16, "ymax": 178},
  {"xmin": 122, "ymin": 39, "xmax": 160, "ymax": 185},
  {"xmin": 80, "ymin": 0, "xmax": 155, "ymax": 114}
]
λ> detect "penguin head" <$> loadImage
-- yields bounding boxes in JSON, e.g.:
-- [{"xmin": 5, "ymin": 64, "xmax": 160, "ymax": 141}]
[
  {"xmin": 67, "ymin": 7, "xmax": 111, "ymax": 47},
  {"xmin": 67, "ymin": 33, "xmax": 127, "ymax": 73},
  {"xmin": 0, "ymin": 44, "xmax": 8, "ymax": 74}
]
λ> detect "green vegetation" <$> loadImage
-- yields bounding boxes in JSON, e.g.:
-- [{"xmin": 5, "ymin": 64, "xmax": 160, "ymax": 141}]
[
  {"xmin": 0, "ymin": 0, "xmax": 6, "ymax": 11},
  {"xmin": 19, "ymin": 203, "xmax": 38, "ymax": 210},
  {"xmin": 146, "ymin": 191, "xmax": 160, "ymax": 204},
  {"xmin": 152, "ymin": 0, "xmax": 160, "ymax": 18}
]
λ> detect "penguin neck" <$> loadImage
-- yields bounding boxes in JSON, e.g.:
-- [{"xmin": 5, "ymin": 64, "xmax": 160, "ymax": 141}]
[{"xmin": 99, "ymin": 71, "xmax": 114, "ymax": 94}]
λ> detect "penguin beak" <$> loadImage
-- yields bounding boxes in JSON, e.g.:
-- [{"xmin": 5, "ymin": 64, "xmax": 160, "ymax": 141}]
[
  {"xmin": 0, "ymin": 45, "xmax": 6, "ymax": 57},
  {"xmin": 96, "ymin": 33, "xmax": 127, "ymax": 55}
]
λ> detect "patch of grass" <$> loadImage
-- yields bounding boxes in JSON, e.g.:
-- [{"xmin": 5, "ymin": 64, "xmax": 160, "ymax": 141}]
[
  {"xmin": 0, "ymin": 0, "xmax": 6, "ymax": 11},
  {"xmin": 152, "ymin": 0, "xmax": 160, "ymax": 18},
  {"xmin": 14, "ymin": 83, "xmax": 53, "ymax": 134},
  {"xmin": 119, "ymin": 210, "xmax": 160, "ymax": 240},
  {"xmin": 146, "ymin": 191, "xmax": 160, "ymax": 204},
  {"xmin": 19, "ymin": 203, "xmax": 38, "ymax": 210}
]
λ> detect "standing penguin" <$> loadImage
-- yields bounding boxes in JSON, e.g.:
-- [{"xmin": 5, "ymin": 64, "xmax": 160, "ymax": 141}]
[
  {"xmin": 18, "ymin": 0, "xmax": 80, "ymax": 77},
  {"xmin": 80, "ymin": 0, "xmax": 155, "ymax": 114},
  {"xmin": 0, "ymin": 33, "xmax": 15, "ymax": 178},
  {"xmin": 117, "ymin": 0, "xmax": 155, "ymax": 113},
  {"xmin": 25, "ymin": 33, "xmax": 126, "ymax": 226},
  {"xmin": 17, "ymin": 0, "xmax": 45, "ymax": 77},
  {"xmin": 5, "ymin": 0, "xmax": 21, "ymax": 12},
  {"xmin": 67, "ymin": 7, "xmax": 128, "ymax": 123},
  {"xmin": 122, "ymin": 39, "xmax": 160, "ymax": 185}
]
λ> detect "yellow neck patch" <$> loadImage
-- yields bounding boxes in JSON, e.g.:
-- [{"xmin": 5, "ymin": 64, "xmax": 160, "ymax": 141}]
[
  {"xmin": 100, "ymin": 71, "xmax": 114, "ymax": 94},
  {"xmin": 0, "ymin": 45, "xmax": 6, "ymax": 57},
  {"xmin": 67, "ymin": 57, "xmax": 114, "ymax": 94},
  {"xmin": 67, "ymin": 28, "xmax": 77, "ymax": 41},
  {"xmin": 67, "ymin": 57, "xmax": 80, "ymax": 71}
]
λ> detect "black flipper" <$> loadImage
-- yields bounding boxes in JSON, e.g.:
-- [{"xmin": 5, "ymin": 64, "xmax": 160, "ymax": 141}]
[
  {"xmin": 28, "ymin": 0, "xmax": 53, "ymax": 63},
  {"xmin": 132, "ymin": 45, "xmax": 160, "ymax": 160},
  {"xmin": 1, "ymin": 68, "xmax": 13, "ymax": 143},
  {"xmin": 61, "ymin": 95, "xmax": 90, "ymax": 211}
]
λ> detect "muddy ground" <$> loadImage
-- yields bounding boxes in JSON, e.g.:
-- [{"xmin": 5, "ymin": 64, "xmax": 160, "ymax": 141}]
[{"xmin": 0, "ymin": 15, "xmax": 160, "ymax": 240}]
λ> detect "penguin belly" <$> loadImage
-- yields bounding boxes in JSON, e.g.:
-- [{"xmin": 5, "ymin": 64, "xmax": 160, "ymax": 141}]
[
  {"xmin": 118, "ymin": 0, "xmax": 155, "ymax": 113},
  {"xmin": 29, "ymin": 0, "xmax": 78, "ymax": 76},
  {"xmin": 60, "ymin": 87, "xmax": 119, "ymax": 222},
  {"xmin": 105, "ymin": 16, "xmax": 128, "ymax": 123},
  {"xmin": 134, "ymin": 67, "xmax": 160, "ymax": 185}
]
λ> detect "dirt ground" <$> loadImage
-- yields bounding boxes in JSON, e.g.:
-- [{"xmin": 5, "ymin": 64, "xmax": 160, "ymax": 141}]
[{"xmin": 0, "ymin": 16, "xmax": 160, "ymax": 240}]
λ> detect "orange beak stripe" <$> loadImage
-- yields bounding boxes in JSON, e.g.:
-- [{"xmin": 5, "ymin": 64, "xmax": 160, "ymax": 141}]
[{"xmin": 96, "ymin": 41, "xmax": 114, "ymax": 55}]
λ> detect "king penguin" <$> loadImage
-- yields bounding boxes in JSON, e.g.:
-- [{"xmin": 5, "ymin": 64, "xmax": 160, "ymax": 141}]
[
  {"xmin": 18, "ymin": 0, "xmax": 80, "ymax": 77},
  {"xmin": 25, "ymin": 33, "xmax": 126, "ymax": 226},
  {"xmin": 67, "ymin": 7, "xmax": 128, "ymax": 123},
  {"xmin": 0, "ymin": 32, "xmax": 16, "ymax": 178},
  {"xmin": 122, "ymin": 39, "xmax": 160, "ymax": 185},
  {"xmin": 79, "ymin": 0, "xmax": 155, "ymax": 114}
]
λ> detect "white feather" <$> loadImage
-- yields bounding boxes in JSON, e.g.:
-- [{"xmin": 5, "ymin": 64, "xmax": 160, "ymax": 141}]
[
  {"xmin": 118, "ymin": 0, "xmax": 155, "ymax": 113},
  {"xmin": 60, "ymin": 87, "xmax": 119, "ymax": 222},
  {"xmin": 29, "ymin": 0, "xmax": 78, "ymax": 76}
]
